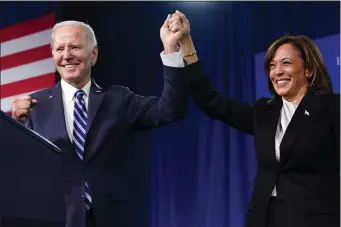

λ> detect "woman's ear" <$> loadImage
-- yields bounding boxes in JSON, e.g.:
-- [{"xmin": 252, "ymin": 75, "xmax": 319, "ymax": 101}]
[{"xmin": 305, "ymin": 69, "xmax": 311, "ymax": 78}]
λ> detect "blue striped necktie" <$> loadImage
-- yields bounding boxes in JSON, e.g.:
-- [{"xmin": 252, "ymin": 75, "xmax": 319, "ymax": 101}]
[{"xmin": 73, "ymin": 90, "xmax": 92, "ymax": 210}]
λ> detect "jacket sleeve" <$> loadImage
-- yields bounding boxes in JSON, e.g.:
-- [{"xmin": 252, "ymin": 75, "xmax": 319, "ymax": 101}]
[
  {"xmin": 185, "ymin": 61, "xmax": 256, "ymax": 135},
  {"xmin": 125, "ymin": 65, "xmax": 190, "ymax": 130}
]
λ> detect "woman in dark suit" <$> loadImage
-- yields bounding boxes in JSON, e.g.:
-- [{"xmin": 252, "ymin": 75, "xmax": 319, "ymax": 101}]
[{"xmin": 170, "ymin": 11, "xmax": 340, "ymax": 227}]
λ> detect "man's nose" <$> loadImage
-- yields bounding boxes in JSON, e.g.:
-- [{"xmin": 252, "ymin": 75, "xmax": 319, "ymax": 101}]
[{"xmin": 63, "ymin": 48, "xmax": 72, "ymax": 59}]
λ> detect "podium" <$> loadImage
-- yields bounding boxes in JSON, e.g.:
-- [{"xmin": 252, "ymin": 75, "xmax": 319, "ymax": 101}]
[{"xmin": 0, "ymin": 111, "xmax": 65, "ymax": 227}]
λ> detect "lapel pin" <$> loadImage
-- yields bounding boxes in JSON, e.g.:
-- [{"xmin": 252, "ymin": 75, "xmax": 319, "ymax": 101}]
[
  {"xmin": 49, "ymin": 95, "xmax": 53, "ymax": 98},
  {"xmin": 95, "ymin": 90, "xmax": 102, "ymax": 93},
  {"xmin": 304, "ymin": 110, "xmax": 309, "ymax": 116}
]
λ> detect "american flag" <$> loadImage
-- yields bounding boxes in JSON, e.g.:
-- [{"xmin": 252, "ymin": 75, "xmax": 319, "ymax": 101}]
[{"xmin": 0, "ymin": 13, "xmax": 56, "ymax": 116}]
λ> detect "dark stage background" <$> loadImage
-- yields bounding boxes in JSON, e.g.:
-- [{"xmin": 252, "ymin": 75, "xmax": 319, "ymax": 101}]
[{"xmin": 0, "ymin": 2, "xmax": 339, "ymax": 227}]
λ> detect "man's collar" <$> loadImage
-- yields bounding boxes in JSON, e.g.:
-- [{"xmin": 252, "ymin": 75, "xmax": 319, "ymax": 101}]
[{"xmin": 60, "ymin": 78, "xmax": 91, "ymax": 104}]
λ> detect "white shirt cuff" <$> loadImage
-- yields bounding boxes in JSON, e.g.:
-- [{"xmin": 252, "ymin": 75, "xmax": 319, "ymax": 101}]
[{"xmin": 160, "ymin": 50, "xmax": 185, "ymax": 68}]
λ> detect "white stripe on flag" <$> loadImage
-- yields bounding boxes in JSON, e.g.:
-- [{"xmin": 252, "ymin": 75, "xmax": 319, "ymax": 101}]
[
  {"xmin": 1, "ymin": 29, "xmax": 52, "ymax": 57},
  {"xmin": 1, "ymin": 58, "xmax": 55, "ymax": 85}
]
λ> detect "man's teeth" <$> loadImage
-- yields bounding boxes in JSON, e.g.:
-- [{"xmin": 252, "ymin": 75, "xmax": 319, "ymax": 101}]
[{"xmin": 64, "ymin": 64, "xmax": 76, "ymax": 68}]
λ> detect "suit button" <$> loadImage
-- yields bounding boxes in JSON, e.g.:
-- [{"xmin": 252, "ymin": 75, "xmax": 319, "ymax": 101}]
[{"xmin": 84, "ymin": 168, "xmax": 88, "ymax": 172}]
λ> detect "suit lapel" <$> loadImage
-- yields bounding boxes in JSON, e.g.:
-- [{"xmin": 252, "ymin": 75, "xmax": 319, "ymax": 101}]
[
  {"xmin": 46, "ymin": 82, "xmax": 71, "ymax": 145},
  {"xmin": 86, "ymin": 80, "xmax": 104, "ymax": 135},
  {"xmin": 263, "ymin": 96, "xmax": 282, "ymax": 165},
  {"xmin": 84, "ymin": 80, "xmax": 104, "ymax": 162},
  {"xmin": 279, "ymin": 90, "xmax": 324, "ymax": 165}
]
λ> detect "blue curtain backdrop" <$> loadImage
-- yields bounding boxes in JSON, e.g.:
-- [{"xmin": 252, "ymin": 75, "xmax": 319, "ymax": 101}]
[{"xmin": 0, "ymin": 2, "xmax": 339, "ymax": 227}]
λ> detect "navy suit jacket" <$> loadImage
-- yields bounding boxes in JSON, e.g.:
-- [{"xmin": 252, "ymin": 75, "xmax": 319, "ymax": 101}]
[{"xmin": 26, "ymin": 65, "xmax": 189, "ymax": 227}]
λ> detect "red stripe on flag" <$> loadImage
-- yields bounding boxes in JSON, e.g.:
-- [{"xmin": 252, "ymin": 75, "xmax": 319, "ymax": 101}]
[
  {"xmin": 0, "ymin": 73, "xmax": 55, "ymax": 98},
  {"xmin": 0, "ymin": 13, "xmax": 55, "ymax": 42},
  {"xmin": 1, "ymin": 44, "xmax": 52, "ymax": 70}
]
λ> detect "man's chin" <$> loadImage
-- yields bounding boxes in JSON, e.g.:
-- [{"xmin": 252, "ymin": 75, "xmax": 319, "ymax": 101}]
[
  {"xmin": 61, "ymin": 73, "xmax": 81, "ymax": 81},
  {"xmin": 61, "ymin": 73, "xmax": 91, "ymax": 86}
]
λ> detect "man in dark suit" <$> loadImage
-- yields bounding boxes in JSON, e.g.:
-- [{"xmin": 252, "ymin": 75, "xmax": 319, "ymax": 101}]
[{"xmin": 11, "ymin": 15, "xmax": 188, "ymax": 227}]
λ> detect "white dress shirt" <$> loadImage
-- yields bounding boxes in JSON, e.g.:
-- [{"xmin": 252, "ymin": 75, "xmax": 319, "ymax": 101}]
[
  {"xmin": 272, "ymin": 97, "xmax": 298, "ymax": 196},
  {"xmin": 160, "ymin": 50, "xmax": 186, "ymax": 68},
  {"xmin": 60, "ymin": 78, "xmax": 91, "ymax": 141}
]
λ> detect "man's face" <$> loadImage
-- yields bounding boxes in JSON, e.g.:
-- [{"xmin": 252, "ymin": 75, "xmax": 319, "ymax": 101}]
[{"xmin": 51, "ymin": 25, "xmax": 98, "ymax": 86}]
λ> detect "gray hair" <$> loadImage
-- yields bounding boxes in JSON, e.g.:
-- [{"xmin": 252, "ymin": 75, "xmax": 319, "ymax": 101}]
[{"xmin": 51, "ymin": 20, "xmax": 97, "ymax": 49}]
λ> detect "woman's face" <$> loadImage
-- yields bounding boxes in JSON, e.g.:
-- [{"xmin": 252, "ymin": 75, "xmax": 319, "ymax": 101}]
[{"xmin": 269, "ymin": 43, "xmax": 309, "ymax": 99}]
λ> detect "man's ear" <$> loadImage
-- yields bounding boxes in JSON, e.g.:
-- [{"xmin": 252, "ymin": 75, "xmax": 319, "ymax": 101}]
[{"xmin": 91, "ymin": 45, "xmax": 98, "ymax": 66}]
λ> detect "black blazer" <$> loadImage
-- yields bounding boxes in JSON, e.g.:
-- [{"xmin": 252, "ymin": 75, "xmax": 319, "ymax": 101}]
[{"xmin": 185, "ymin": 62, "xmax": 340, "ymax": 227}]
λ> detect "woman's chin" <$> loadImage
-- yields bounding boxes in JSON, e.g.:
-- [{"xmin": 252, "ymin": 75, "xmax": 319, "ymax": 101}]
[{"xmin": 274, "ymin": 86, "xmax": 291, "ymax": 97}]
